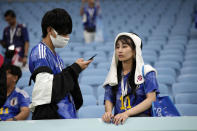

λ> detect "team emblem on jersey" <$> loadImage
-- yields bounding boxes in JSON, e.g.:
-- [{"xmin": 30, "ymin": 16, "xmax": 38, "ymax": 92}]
[
  {"xmin": 10, "ymin": 97, "xmax": 18, "ymax": 106},
  {"xmin": 137, "ymin": 75, "xmax": 142, "ymax": 81},
  {"xmin": 16, "ymin": 28, "xmax": 21, "ymax": 37}
]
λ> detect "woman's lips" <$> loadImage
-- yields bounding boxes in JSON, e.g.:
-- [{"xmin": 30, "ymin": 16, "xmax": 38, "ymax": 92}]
[{"xmin": 118, "ymin": 55, "xmax": 124, "ymax": 58}]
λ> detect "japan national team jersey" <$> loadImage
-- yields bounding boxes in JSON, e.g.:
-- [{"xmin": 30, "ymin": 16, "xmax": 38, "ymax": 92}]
[
  {"xmin": 83, "ymin": 6, "xmax": 97, "ymax": 31},
  {"xmin": 29, "ymin": 42, "xmax": 77, "ymax": 119},
  {"xmin": 0, "ymin": 88, "xmax": 30, "ymax": 121},
  {"xmin": 3, "ymin": 24, "xmax": 29, "ymax": 58},
  {"xmin": 104, "ymin": 71, "xmax": 159, "ymax": 115}
]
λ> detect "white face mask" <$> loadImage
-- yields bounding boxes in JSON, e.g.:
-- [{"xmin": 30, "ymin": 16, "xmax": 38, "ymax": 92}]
[{"xmin": 50, "ymin": 29, "xmax": 70, "ymax": 48}]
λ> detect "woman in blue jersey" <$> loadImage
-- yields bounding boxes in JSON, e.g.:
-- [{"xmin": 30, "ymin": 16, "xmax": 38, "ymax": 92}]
[{"xmin": 102, "ymin": 32, "xmax": 159, "ymax": 125}]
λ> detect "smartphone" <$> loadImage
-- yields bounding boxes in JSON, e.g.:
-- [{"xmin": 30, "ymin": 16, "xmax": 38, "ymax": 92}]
[{"xmin": 88, "ymin": 54, "xmax": 97, "ymax": 60}]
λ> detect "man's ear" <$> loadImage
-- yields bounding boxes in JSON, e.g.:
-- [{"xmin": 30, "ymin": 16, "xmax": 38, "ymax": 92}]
[
  {"xmin": 48, "ymin": 27, "xmax": 56, "ymax": 38},
  {"xmin": 47, "ymin": 27, "xmax": 52, "ymax": 35}
]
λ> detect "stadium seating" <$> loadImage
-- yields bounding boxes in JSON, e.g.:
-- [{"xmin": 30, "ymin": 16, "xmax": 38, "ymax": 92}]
[
  {"xmin": 78, "ymin": 105, "xmax": 105, "ymax": 118},
  {"xmin": 175, "ymin": 93, "xmax": 197, "ymax": 104},
  {"xmin": 1, "ymin": 0, "xmax": 197, "ymax": 117},
  {"xmin": 82, "ymin": 95, "xmax": 97, "ymax": 106},
  {"xmin": 175, "ymin": 104, "xmax": 197, "ymax": 116}
]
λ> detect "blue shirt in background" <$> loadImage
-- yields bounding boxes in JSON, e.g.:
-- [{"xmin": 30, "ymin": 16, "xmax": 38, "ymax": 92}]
[
  {"xmin": 83, "ymin": 6, "xmax": 97, "ymax": 32},
  {"xmin": 0, "ymin": 87, "xmax": 30, "ymax": 121},
  {"xmin": 3, "ymin": 24, "xmax": 29, "ymax": 58}
]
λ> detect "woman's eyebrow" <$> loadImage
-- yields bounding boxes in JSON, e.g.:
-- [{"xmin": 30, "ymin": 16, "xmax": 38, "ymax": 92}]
[{"xmin": 122, "ymin": 43, "xmax": 128, "ymax": 45}]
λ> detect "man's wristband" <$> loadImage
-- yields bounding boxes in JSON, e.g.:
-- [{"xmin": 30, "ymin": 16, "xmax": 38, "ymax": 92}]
[{"xmin": 24, "ymin": 55, "xmax": 28, "ymax": 58}]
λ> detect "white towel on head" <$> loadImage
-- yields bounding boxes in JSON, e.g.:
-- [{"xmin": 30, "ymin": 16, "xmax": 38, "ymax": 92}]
[{"xmin": 103, "ymin": 32, "xmax": 156, "ymax": 87}]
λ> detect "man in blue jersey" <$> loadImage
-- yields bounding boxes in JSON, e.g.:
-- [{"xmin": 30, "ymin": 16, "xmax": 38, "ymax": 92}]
[
  {"xmin": 0, "ymin": 65, "xmax": 30, "ymax": 121},
  {"xmin": 29, "ymin": 8, "xmax": 93, "ymax": 120},
  {"xmin": 80, "ymin": 0, "xmax": 99, "ymax": 43},
  {"xmin": 1, "ymin": 10, "xmax": 29, "ymax": 67}
]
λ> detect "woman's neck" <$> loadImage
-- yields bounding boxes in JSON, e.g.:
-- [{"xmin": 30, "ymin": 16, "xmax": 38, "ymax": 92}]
[{"xmin": 122, "ymin": 59, "xmax": 133, "ymax": 75}]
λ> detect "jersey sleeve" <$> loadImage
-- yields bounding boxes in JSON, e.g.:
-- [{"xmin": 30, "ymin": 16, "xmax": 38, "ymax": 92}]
[
  {"xmin": 18, "ymin": 90, "xmax": 30, "ymax": 107},
  {"xmin": 104, "ymin": 85, "xmax": 115, "ymax": 104},
  {"xmin": 144, "ymin": 71, "xmax": 160, "ymax": 95},
  {"xmin": 29, "ymin": 45, "xmax": 50, "ymax": 73},
  {"xmin": 22, "ymin": 25, "xmax": 29, "ymax": 42}
]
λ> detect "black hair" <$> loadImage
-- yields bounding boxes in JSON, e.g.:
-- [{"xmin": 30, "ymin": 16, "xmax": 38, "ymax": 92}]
[
  {"xmin": 41, "ymin": 8, "xmax": 72, "ymax": 38},
  {"xmin": 113, "ymin": 34, "xmax": 143, "ymax": 105},
  {"xmin": 4, "ymin": 10, "xmax": 16, "ymax": 18},
  {"xmin": 5, "ymin": 64, "xmax": 22, "ymax": 83}
]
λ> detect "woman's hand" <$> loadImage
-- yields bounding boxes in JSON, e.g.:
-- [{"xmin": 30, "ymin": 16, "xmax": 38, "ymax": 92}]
[
  {"xmin": 102, "ymin": 112, "xmax": 114, "ymax": 123},
  {"xmin": 113, "ymin": 112, "xmax": 128, "ymax": 125},
  {"xmin": 75, "ymin": 58, "xmax": 93, "ymax": 70}
]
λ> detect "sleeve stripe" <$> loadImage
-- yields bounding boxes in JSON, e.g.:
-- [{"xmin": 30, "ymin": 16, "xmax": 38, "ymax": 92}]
[
  {"xmin": 44, "ymin": 46, "xmax": 46, "ymax": 58},
  {"xmin": 38, "ymin": 44, "xmax": 41, "ymax": 59},
  {"xmin": 41, "ymin": 44, "xmax": 44, "ymax": 58}
]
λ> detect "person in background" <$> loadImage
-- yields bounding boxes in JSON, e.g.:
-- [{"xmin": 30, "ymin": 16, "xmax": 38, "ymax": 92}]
[
  {"xmin": 80, "ymin": 0, "xmax": 99, "ymax": 44},
  {"xmin": 0, "ymin": 64, "xmax": 30, "ymax": 121},
  {"xmin": 1, "ymin": 10, "xmax": 29, "ymax": 67},
  {"xmin": 102, "ymin": 32, "xmax": 159, "ymax": 125}
]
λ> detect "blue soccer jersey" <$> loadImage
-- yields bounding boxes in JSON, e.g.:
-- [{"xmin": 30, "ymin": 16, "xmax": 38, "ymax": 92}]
[
  {"xmin": 0, "ymin": 88, "xmax": 30, "ymax": 121},
  {"xmin": 83, "ymin": 6, "xmax": 97, "ymax": 31},
  {"xmin": 29, "ymin": 42, "xmax": 77, "ymax": 119},
  {"xmin": 3, "ymin": 24, "xmax": 29, "ymax": 58},
  {"xmin": 104, "ymin": 71, "xmax": 159, "ymax": 115}
]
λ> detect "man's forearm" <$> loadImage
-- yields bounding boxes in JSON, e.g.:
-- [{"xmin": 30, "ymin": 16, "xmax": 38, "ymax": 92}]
[{"xmin": 11, "ymin": 107, "xmax": 30, "ymax": 120}]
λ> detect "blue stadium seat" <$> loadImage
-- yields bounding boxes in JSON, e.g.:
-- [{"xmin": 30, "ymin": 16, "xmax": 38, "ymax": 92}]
[
  {"xmin": 17, "ymin": 77, "xmax": 30, "ymax": 89},
  {"xmin": 160, "ymin": 49, "xmax": 183, "ymax": 57},
  {"xmin": 143, "ymin": 55, "xmax": 157, "ymax": 65},
  {"xmin": 97, "ymin": 86, "xmax": 105, "ymax": 97},
  {"xmin": 78, "ymin": 105, "xmax": 105, "ymax": 118},
  {"xmin": 185, "ymin": 54, "xmax": 197, "ymax": 61},
  {"xmin": 158, "ymin": 84, "xmax": 169, "ymax": 94},
  {"xmin": 80, "ymin": 76, "xmax": 105, "ymax": 87},
  {"xmin": 157, "ymin": 75, "xmax": 176, "ymax": 86},
  {"xmin": 97, "ymin": 62, "xmax": 110, "ymax": 70},
  {"xmin": 80, "ymin": 84, "xmax": 94, "ymax": 96},
  {"xmin": 73, "ymin": 46, "xmax": 94, "ymax": 54},
  {"xmin": 159, "ymin": 54, "xmax": 184, "ymax": 64},
  {"xmin": 143, "ymin": 44, "xmax": 162, "ymax": 53},
  {"xmin": 175, "ymin": 93, "xmax": 197, "ymax": 104},
  {"xmin": 156, "ymin": 67, "xmax": 176, "ymax": 77},
  {"xmin": 82, "ymin": 95, "xmax": 97, "ymax": 106},
  {"xmin": 83, "ymin": 51, "xmax": 106, "ymax": 58},
  {"xmin": 154, "ymin": 61, "xmax": 181, "ymax": 71},
  {"xmin": 172, "ymin": 82, "xmax": 197, "ymax": 95},
  {"xmin": 180, "ymin": 67, "xmax": 197, "ymax": 75},
  {"xmin": 95, "ymin": 45, "xmax": 113, "ymax": 52},
  {"xmin": 182, "ymin": 61, "xmax": 197, "ymax": 68},
  {"xmin": 177, "ymin": 75, "xmax": 197, "ymax": 83},
  {"xmin": 59, "ymin": 51, "xmax": 80, "ymax": 59},
  {"xmin": 142, "ymin": 50, "xmax": 157, "ymax": 57},
  {"xmin": 98, "ymin": 95, "xmax": 104, "ymax": 105},
  {"xmin": 175, "ymin": 104, "xmax": 197, "ymax": 116},
  {"xmin": 82, "ymin": 68, "xmax": 108, "ymax": 77}
]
